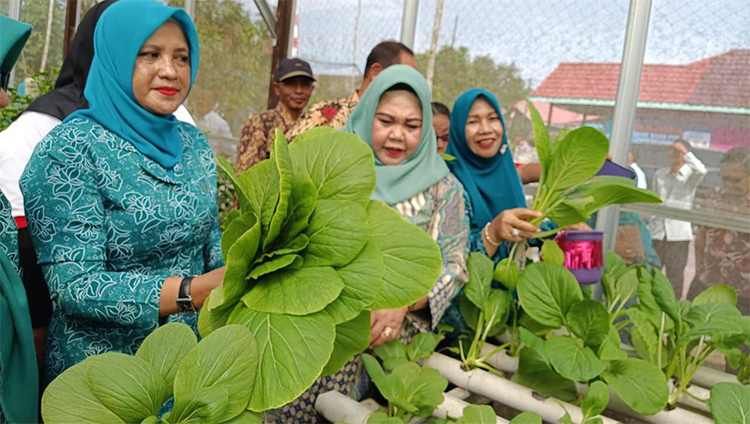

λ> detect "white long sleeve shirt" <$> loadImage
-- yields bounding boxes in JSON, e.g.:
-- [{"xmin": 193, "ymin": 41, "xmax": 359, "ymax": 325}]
[
  {"xmin": 649, "ymin": 152, "xmax": 708, "ymax": 241},
  {"xmin": 0, "ymin": 106, "xmax": 196, "ymax": 218}
]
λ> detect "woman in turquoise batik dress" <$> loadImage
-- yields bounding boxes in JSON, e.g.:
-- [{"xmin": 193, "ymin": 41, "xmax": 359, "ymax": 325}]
[
  {"xmin": 20, "ymin": 0, "xmax": 225, "ymax": 386},
  {"xmin": 265, "ymin": 65, "xmax": 470, "ymax": 424}
]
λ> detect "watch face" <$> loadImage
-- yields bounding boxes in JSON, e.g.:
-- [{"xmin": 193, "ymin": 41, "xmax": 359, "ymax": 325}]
[{"xmin": 177, "ymin": 298, "xmax": 196, "ymax": 314}]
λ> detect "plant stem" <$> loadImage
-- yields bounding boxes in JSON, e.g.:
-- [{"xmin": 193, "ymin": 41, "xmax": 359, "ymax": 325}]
[
  {"xmin": 532, "ymin": 226, "xmax": 565, "ymax": 240},
  {"xmin": 607, "ymin": 294, "xmax": 622, "ymax": 315},
  {"xmin": 614, "ymin": 320, "xmax": 631, "ymax": 331},
  {"xmin": 657, "ymin": 312, "xmax": 666, "ymax": 370},
  {"xmin": 467, "ymin": 311, "xmax": 485, "ymax": 361},
  {"xmin": 477, "ymin": 341, "xmax": 513, "ymax": 364},
  {"xmin": 476, "ymin": 361, "xmax": 507, "ymax": 379}
]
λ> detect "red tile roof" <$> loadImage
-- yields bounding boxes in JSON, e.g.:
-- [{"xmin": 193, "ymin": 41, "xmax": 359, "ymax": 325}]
[{"xmin": 531, "ymin": 49, "xmax": 750, "ymax": 109}]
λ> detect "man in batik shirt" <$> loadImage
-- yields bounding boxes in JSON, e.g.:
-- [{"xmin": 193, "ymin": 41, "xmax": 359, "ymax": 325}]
[
  {"xmin": 236, "ymin": 58, "xmax": 315, "ymax": 173},
  {"xmin": 286, "ymin": 40, "xmax": 418, "ymax": 140},
  {"xmin": 691, "ymin": 148, "xmax": 750, "ymax": 315}
]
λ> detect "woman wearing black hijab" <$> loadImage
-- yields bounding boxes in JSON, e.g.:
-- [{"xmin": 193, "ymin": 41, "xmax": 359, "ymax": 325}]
[{"xmin": 0, "ymin": 0, "xmax": 195, "ymax": 371}]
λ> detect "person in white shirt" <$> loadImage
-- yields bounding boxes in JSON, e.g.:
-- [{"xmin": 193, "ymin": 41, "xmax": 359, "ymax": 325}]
[
  {"xmin": 0, "ymin": 0, "xmax": 196, "ymax": 371},
  {"xmin": 628, "ymin": 149, "xmax": 648, "ymax": 190},
  {"xmin": 649, "ymin": 139, "xmax": 707, "ymax": 293}
]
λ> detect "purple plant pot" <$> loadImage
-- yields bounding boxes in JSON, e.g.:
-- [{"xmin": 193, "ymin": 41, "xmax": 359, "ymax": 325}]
[{"xmin": 556, "ymin": 230, "xmax": 604, "ymax": 285}]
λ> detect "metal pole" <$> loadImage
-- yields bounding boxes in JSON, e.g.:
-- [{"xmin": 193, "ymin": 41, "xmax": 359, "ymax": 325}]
[
  {"xmin": 183, "ymin": 0, "xmax": 196, "ymax": 20},
  {"xmin": 8, "ymin": 0, "xmax": 21, "ymax": 88},
  {"xmin": 400, "ymin": 0, "xmax": 419, "ymax": 50},
  {"xmin": 595, "ymin": 0, "xmax": 652, "ymax": 263},
  {"xmin": 425, "ymin": 0, "xmax": 445, "ymax": 92}
]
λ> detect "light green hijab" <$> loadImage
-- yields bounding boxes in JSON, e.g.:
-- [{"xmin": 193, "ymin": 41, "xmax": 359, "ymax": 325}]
[{"xmin": 342, "ymin": 65, "xmax": 449, "ymax": 205}]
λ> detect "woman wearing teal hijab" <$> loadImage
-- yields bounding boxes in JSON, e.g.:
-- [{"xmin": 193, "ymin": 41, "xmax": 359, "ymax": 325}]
[
  {"xmin": 21, "ymin": 0, "xmax": 226, "ymax": 386},
  {"xmin": 446, "ymin": 89, "xmax": 542, "ymax": 262}
]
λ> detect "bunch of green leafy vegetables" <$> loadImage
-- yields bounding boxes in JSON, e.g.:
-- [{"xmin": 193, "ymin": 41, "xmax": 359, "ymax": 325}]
[
  {"xmin": 205, "ymin": 128, "xmax": 443, "ymax": 412},
  {"xmin": 41, "ymin": 323, "xmax": 264, "ymax": 424},
  {"xmin": 618, "ymin": 256, "xmax": 750, "ymax": 408}
]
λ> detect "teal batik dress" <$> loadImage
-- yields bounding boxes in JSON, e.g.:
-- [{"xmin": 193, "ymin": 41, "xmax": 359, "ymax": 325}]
[{"xmin": 20, "ymin": 117, "xmax": 223, "ymax": 385}]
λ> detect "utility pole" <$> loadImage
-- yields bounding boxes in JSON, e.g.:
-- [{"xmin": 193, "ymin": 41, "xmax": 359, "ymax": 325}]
[
  {"xmin": 399, "ymin": 0, "xmax": 419, "ymax": 50},
  {"xmin": 450, "ymin": 15, "xmax": 458, "ymax": 48},
  {"xmin": 425, "ymin": 0, "xmax": 444, "ymax": 93},
  {"xmin": 266, "ymin": 0, "xmax": 294, "ymax": 109},
  {"xmin": 63, "ymin": 0, "xmax": 79, "ymax": 58},
  {"xmin": 350, "ymin": 0, "xmax": 362, "ymax": 93}
]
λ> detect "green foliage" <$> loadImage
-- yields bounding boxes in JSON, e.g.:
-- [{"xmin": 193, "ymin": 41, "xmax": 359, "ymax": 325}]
[
  {"xmin": 363, "ymin": 354, "xmax": 448, "ymax": 422},
  {"xmin": 526, "ymin": 101, "xmax": 661, "ymax": 236},
  {"xmin": 0, "ymin": 69, "xmax": 58, "ymax": 131},
  {"xmin": 600, "ymin": 359, "xmax": 669, "ymax": 416},
  {"xmin": 373, "ymin": 333, "xmax": 442, "ymax": 371},
  {"xmin": 517, "ymin": 262, "xmax": 583, "ymax": 328},
  {"xmin": 709, "ymin": 383, "xmax": 750, "ymax": 424},
  {"xmin": 508, "ymin": 411, "xmax": 543, "ymax": 424},
  {"xmin": 203, "ymin": 129, "xmax": 442, "ymax": 411},
  {"xmin": 42, "ymin": 324, "xmax": 261, "ymax": 424},
  {"xmin": 455, "ymin": 405, "xmax": 497, "ymax": 424}
]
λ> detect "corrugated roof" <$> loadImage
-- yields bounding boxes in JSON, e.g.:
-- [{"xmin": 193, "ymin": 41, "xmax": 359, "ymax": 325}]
[{"xmin": 531, "ymin": 49, "xmax": 750, "ymax": 109}]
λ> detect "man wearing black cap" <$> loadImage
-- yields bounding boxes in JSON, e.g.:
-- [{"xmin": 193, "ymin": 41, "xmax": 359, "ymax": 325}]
[{"xmin": 236, "ymin": 58, "xmax": 315, "ymax": 173}]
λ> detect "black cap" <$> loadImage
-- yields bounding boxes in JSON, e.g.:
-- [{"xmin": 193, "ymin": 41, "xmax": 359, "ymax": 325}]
[{"xmin": 275, "ymin": 58, "xmax": 315, "ymax": 82}]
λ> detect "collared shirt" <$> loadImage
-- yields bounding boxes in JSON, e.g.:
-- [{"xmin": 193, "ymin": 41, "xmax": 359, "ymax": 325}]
[
  {"xmin": 235, "ymin": 103, "xmax": 296, "ymax": 174},
  {"xmin": 285, "ymin": 90, "xmax": 360, "ymax": 141},
  {"xmin": 649, "ymin": 152, "xmax": 707, "ymax": 241}
]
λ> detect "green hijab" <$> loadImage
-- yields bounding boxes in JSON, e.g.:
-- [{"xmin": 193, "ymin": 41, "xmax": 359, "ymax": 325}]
[{"xmin": 342, "ymin": 65, "xmax": 449, "ymax": 205}]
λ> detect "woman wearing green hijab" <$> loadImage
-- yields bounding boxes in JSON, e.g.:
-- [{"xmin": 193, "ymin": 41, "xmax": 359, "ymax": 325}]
[
  {"xmin": 342, "ymin": 64, "xmax": 469, "ymax": 348},
  {"xmin": 21, "ymin": 0, "xmax": 225, "ymax": 386}
]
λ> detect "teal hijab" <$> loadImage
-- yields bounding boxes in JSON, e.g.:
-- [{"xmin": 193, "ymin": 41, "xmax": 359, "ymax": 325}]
[
  {"xmin": 446, "ymin": 89, "xmax": 526, "ymax": 232},
  {"xmin": 342, "ymin": 65, "xmax": 449, "ymax": 205},
  {"xmin": 66, "ymin": 0, "xmax": 200, "ymax": 169},
  {"xmin": 0, "ymin": 15, "xmax": 32, "ymax": 76}
]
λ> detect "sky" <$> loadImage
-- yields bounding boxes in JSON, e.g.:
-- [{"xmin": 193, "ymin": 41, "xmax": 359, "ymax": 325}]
[{"xmin": 242, "ymin": 0, "xmax": 750, "ymax": 88}]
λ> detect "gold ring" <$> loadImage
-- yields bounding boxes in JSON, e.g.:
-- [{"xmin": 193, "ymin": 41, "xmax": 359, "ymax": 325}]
[{"xmin": 383, "ymin": 326, "xmax": 393, "ymax": 338}]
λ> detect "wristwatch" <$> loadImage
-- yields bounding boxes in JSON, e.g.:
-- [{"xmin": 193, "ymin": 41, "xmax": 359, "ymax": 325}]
[{"xmin": 177, "ymin": 276, "xmax": 197, "ymax": 314}]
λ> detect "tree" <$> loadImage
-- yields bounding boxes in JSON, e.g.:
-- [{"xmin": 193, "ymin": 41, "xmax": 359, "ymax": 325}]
[
  {"xmin": 416, "ymin": 45, "xmax": 531, "ymax": 143},
  {"xmin": 14, "ymin": 0, "xmax": 66, "ymax": 82}
]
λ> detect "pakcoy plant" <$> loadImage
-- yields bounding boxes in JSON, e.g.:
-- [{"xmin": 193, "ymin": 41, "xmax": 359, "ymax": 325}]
[
  {"xmin": 512, "ymin": 260, "xmax": 669, "ymax": 416},
  {"xmin": 204, "ymin": 127, "xmax": 443, "ymax": 412},
  {"xmin": 41, "ymin": 323, "xmax": 264, "ymax": 424},
  {"xmin": 624, "ymin": 265, "xmax": 749, "ymax": 408}
]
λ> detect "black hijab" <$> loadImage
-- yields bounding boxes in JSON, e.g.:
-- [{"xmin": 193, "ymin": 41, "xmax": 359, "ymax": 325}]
[{"xmin": 25, "ymin": 0, "xmax": 116, "ymax": 120}]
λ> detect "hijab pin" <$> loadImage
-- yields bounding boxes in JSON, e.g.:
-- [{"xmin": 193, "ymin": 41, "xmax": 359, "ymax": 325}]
[{"xmin": 500, "ymin": 144, "xmax": 508, "ymax": 155}]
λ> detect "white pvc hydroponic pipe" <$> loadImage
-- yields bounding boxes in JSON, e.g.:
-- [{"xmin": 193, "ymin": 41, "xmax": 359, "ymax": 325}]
[
  {"xmin": 432, "ymin": 392, "xmax": 508, "ymax": 424},
  {"xmin": 316, "ymin": 391, "xmax": 375, "ymax": 424},
  {"xmin": 422, "ymin": 353, "xmax": 621, "ymax": 424},
  {"xmin": 605, "ymin": 387, "xmax": 714, "ymax": 424}
]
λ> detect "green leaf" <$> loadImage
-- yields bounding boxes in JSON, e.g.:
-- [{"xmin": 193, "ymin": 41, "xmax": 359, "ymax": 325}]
[
  {"xmin": 220, "ymin": 410, "xmax": 266, "ymax": 424},
  {"xmin": 709, "ymin": 382, "xmax": 750, "ymax": 424},
  {"xmin": 508, "ymin": 411, "xmax": 543, "ymax": 424},
  {"xmin": 85, "ymin": 353, "xmax": 169, "ymax": 423},
  {"xmin": 546, "ymin": 126, "xmax": 609, "ymax": 193},
  {"xmin": 693, "ymin": 284, "xmax": 738, "ymax": 307},
  {"xmin": 277, "ymin": 172, "xmax": 318, "ymax": 242},
  {"xmin": 374, "ymin": 339, "xmax": 409, "ymax": 371},
  {"xmin": 627, "ymin": 308, "xmax": 659, "ymax": 364},
  {"xmin": 321, "ymin": 311, "xmax": 371, "ymax": 376},
  {"xmin": 213, "ymin": 212, "xmax": 261, "ymax": 310},
  {"xmin": 527, "ymin": 101, "xmax": 550, "ymax": 173},
  {"xmin": 41, "ymin": 359, "xmax": 126, "ymax": 424},
  {"xmin": 566, "ymin": 176, "xmax": 662, "ymax": 213},
  {"xmin": 173, "ymin": 387, "xmax": 229, "ymax": 423},
  {"xmin": 172, "ymin": 325, "xmax": 258, "ymax": 423},
  {"xmin": 246, "ymin": 254, "xmax": 302, "ymax": 280},
  {"xmin": 237, "ymin": 159, "xmax": 280, "ymax": 237},
  {"xmin": 243, "ymin": 266, "xmax": 344, "ymax": 315},
  {"xmin": 541, "ymin": 240, "xmax": 565, "ymax": 265},
  {"xmin": 289, "ymin": 128, "xmax": 376, "ymax": 207},
  {"xmin": 227, "ymin": 307, "xmax": 336, "ymax": 411},
  {"xmin": 650, "ymin": 269, "xmax": 681, "ymax": 327},
  {"xmin": 303, "ymin": 199, "xmax": 368, "ymax": 267},
  {"xmin": 511, "ymin": 347, "xmax": 578, "ymax": 402},
  {"xmin": 598, "ymin": 326, "xmax": 628, "ymax": 361},
  {"xmin": 223, "ymin": 210, "xmax": 241, "ymax": 232},
  {"xmin": 605, "ymin": 251, "xmax": 628, "ymax": 280},
  {"xmin": 216, "ymin": 156, "xmax": 250, "ymax": 210},
  {"xmin": 393, "ymin": 362, "xmax": 448, "ymax": 417},
  {"xmin": 600, "ymin": 358, "xmax": 668, "ymax": 415},
  {"xmin": 406, "ymin": 333, "xmax": 440, "ymax": 363},
  {"xmin": 255, "ymin": 233, "xmax": 309, "ymax": 264},
  {"xmin": 582, "ymin": 381, "xmax": 609, "ymax": 418},
  {"xmin": 459, "ymin": 294, "xmax": 481, "ymax": 332},
  {"xmin": 264, "ymin": 130, "xmax": 294, "ymax": 249},
  {"xmin": 482, "ymin": 289, "xmax": 513, "ymax": 337},
  {"xmin": 465, "ymin": 252, "xmax": 495, "ymax": 308},
  {"xmin": 685, "ymin": 303, "xmax": 741, "ymax": 328},
  {"xmin": 517, "ymin": 262, "xmax": 583, "ymax": 328},
  {"xmin": 141, "ymin": 416, "xmax": 168, "ymax": 424},
  {"xmin": 368, "ymin": 411, "xmax": 404, "ymax": 424},
  {"xmin": 518, "ymin": 313, "xmax": 557, "ymax": 336},
  {"xmin": 585, "ymin": 418, "xmax": 604, "ymax": 424},
  {"xmin": 136, "ymin": 322, "xmax": 198, "ymax": 389},
  {"xmin": 198, "ymin": 292, "xmax": 234, "ymax": 337},
  {"xmin": 221, "ymin": 211, "xmax": 260, "ymax": 264},
  {"xmin": 457, "ymin": 405, "xmax": 497, "ymax": 424},
  {"xmin": 547, "ymin": 197, "xmax": 594, "ymax": 228},
  {"xmin": 545, "ymin": 336, "xmax": 605, "ymax": 382},
  {"xmin": 362, "ymin": 355, "xmax": 412, "ymax": 413},
  {"xmin": 493, "ymin": 257, "xmax": 520, "ymax": 291},
  {"xmin": 367, "ymin": 200, "xmax": 442, "ymax": 309},
  {"xmin": 566, "ymin": 300, "xmax": 611, "ymax": 348},
  {"xmin": 614, "ymin": 268, "xmax": 639, "ymax": 307},
  {"xmin": 324, "ymin": 241, "xmax": 385, "ymax": 324}
]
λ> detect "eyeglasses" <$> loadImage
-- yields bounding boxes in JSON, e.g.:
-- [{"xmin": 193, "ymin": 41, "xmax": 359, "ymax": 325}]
[
  {"xmin": 0, "ymin": 72, "xmax": 9, "ymax": 91},
  {"xmin": 436, "ymin": 133, "xmax": 450, "ymax": 143}
]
